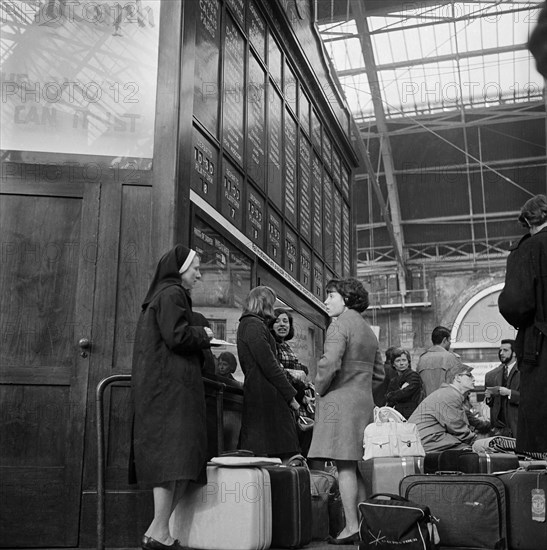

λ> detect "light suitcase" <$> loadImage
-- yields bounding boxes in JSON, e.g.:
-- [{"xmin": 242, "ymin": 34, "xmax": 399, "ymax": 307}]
[
  {"xmin": 497, "ymin": 466, "xmax": 547, "ymax": 549},
  {"xmin": 400, "ymin": 472, "xmax": 508, "ymax": 549},
  {"xmin": 360, "ymin": 456, "xmax": 424, "ymax": 496},
  {"xmin": 170, "ymin": 465, "xmax": 272, "ymax": 550},
  {"xmin": 264, "ymin": 465, "xmax": 312, "ymax": 548}
]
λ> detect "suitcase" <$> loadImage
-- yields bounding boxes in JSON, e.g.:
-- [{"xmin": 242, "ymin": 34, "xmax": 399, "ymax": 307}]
[
  {"xmin": 264, "ymin": 464, "xmax": 312, "ymax": 548},
  {"xmin": 497, "ymin": 466, "xmax": 547, "ymax": 549},
  {"xmin": 309, "ymin": 469, "xmax": 337, "ymax": 540},
  {"xmin": 360, "ymin": 456, "xmax": 424, "ymax": 496},
  {"xmin": 170, "ymin": 465, "xmax": 272, "ymax": 550},
  {"xmin": 400, "ymin": 472, "xmax": 508, "ymax": 549},
  {"xmin": 425, "ymin": 449, "xmax": 519, "ymax": 474}
]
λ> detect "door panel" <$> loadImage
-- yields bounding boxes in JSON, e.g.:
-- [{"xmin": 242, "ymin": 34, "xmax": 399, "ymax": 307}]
[{"xmin": 0, "ymin": 182, "xmax": 99, "ymax": 547}]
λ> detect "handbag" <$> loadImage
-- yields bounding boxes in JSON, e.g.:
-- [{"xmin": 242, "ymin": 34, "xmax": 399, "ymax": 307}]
[
  {"xmin": 363, "ymin": 406, "xmax": 425, "ymax": 460},
  {"xmin": 359, "ymin": 493, "xmax": 439, "ymax": 550}
]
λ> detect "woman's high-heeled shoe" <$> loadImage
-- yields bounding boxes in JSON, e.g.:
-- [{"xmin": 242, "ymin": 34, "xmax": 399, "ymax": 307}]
[
  {"xmin": 327, "ymin": 531, "xmax": 360, "ymax": 545},
  {"xmin": 141, "ymin": 535, "xmax": 192, "ymax": 550}
]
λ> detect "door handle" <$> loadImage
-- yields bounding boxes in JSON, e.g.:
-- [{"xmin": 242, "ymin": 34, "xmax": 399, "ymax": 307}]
[{"xmin": 78, "ymin": 338, "xmax": 91, "ymax": 358}]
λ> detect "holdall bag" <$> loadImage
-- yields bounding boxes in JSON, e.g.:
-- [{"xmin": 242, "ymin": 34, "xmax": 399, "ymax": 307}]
[
  {"xmin": 358, "ymin": 493, "xmax": 439, "ymax": 550},
  {"xmin": 363, "ymin": 407, "xmax": 425, "ymax": 460},
  {"xmin": 400, "ymin": 472, "xmax": 508, "ymax": 550}
]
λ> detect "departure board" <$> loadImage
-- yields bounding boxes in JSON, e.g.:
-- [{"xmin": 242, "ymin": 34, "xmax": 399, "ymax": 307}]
[
  {"xmin": 342, "ymin": 202, "xmax": 351, "ymax": 276},
  {"xmin": 323, "ymin": 172, "xmax": 334, "ymax": 267},
  {"xmin": 248, "ymin": 0, "xmax": 266, "ymax": 60},
  {"xmin": 267, "ymin": 209, "xmax": 282, "ymax": 265},
  {"xmin": 311, "ymin": 153, "xmax": 323, "ymax": 252},
  {"xmin": 194, "ymin": 0, "xmax": 220, "ymax": 136},
  {"xmin": 268, "ymin": 84, "xmax": 283, "ymax": 209},
  {"xmin": 285, "ymin": 60, "xmax": 298, "ymax": 115},
  {"xmin": 300, "ymin": 89, "xmax": 310, "ymax": 136},
  {"xmin": 284, "ymin": 225, "xmax": 298, "ymax": 279},
  {"xmin": 300, "ymin": 241, "xmax": 312, "ymax": 291},
  {"xmin": 333, "ymin": 189, "xmax": 343, "ymax": 275},
  {"xmin": 223, "ymin": 14, "xmax": 245, "ymax": 165},
  {"xmin": 323, "ymin": 131, "xmax": 332, "ymax": 174},
  {"xmin": 313, "ymin": 256, "xmax": 324, "ymax": 299},
  {"xmin": 298, "ymin": 134, "xmax": 312, "ymax": 242},
  {"xmin": 226, "ymin": 0, "xmax": 244, "ymax": 26},
  {"xmin": 192, "ymin": 127, "xmax": 218, "ymax": 207},
  {"xmin": 246, "ymin": 185, "xmax": 265, "ymax": 245},
  {"xmin": 284, "ymin": 109, "xmax": 298, "ymax": 227},
  {"xmin": 311, "ymin": 108, "xmax": 321, "ymax": 153},
  {"xmin": 268, "ymin": 31, "xmax": 282, "ymax": 88},
  {"xmin": 247, "ymin": 53, "xmax": 266, "ymax": 189},
  {"xmin": 221, "ymin": 158, "xmax": 243, "ymax": 229},
  {"xmin": 341, "ymin": 162, "xmax": 350, "ymax": 201}
]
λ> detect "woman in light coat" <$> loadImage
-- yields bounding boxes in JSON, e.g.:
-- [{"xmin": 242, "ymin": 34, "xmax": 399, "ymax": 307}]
[{"xmin": 308, "ymin": 278, "xmax": 384, "ymax": 544}]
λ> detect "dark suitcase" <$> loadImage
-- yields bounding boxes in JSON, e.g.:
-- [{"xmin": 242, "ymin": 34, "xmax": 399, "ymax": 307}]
[
  {"xmin": 425, "ymin": 449, "xmax": 519, "ymax": 474},
  {"xmin": 400, "ymin": 472, "xmax": 508, "ymax": 549},
  {"xmin": 497, "ymin": 466, "xmax": 547, "ymax": 549},
  {"xmin": 264, "ymin": 465, "xmax": 312, "ymax": 548}
]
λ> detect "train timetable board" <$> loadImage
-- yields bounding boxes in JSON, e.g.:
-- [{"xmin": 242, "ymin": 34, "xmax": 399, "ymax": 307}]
[
  {"xmin": 192, "ymin": 127, "xmax": 218, "ymax": 208},
  {"xmin": 246, "ymin": 184, "xmax": 265, "ymax": 246},
  {"xmin": 285, "ymin": 60, "xmax": 298, "ymax": 115},
  {"xmin": 268, "ymin": 84, "xmax": 283, "ymax": 209},
  {"xmin": 267, "ymin": 209, "xmax": 282, "ymax": 266},
  {"xmin": 194, "ymin": 0, "xmax": 220, "ymax": 137},
  {"xmin": 284, "ymin": 225, "xmax": 299, "ymax": 280},
  {"xmin": 226, "ymin": 0, "xmax": 245, "ymax": 27},
  {"xmin": 221, "ymin": 158, "xmax": 244, "ymax": 229},
  {"xmin": 333, "ymin": 189, "xmax": 343, "ymax": 275},
  {"xmin": 300, "ymin": 240, "xmax": 312, "ymax": 291},
  {"xmin": 247, "ymin": 52, "xmax": 266, "ymax": 190},
  {"xmin": 299, "ymin": 89, "xmax": 310, "ymax": 137},
  {"xmin": 342, "ymin": 202, "xmax": 351, "ymax": 277},
  {"xmin": 268, "ymin": 30, "xmax": 282, "ymax": 89},
  {"xmin": 311, "ymin": 153, "xmax": 323, "ymax": 252},
  {"xmin": 313, "ymin": 256, "xmax": 324, "ymax": 300},
  {"xmin": 222, "ymin": 13, "xmax": 245, "ymax": 166},
  {"xmin": 323, "ymin": 172, "xmax": 334, "ymax": 267},
  {"xmin": 323, "ymin": 131, "xmax": 332, "ymax": 174},
  {"xmin": 311, "ymin": 107, "xmax": 321, "ymax": 154},
  {"xmin": 284, "ymin": 108, "xmax": 298, "ymax": 227},
  {"xmin": 298, "ymin": 133, "xmax": 312, "ymax": 242},
  {"xmin": 248, "ymin": 0, "xmax": 266, "ymax": 60}
]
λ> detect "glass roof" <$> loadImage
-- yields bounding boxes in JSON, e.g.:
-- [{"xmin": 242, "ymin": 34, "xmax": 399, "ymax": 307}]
[{"xmin": 318, "ymin": 2, "xmax": 545, "ymax": 123}]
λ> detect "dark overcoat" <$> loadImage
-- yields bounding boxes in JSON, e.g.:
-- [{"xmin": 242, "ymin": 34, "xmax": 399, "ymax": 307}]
[
  {"xmin": 130, "ymin": 250, "xmax": 211, "ymax": 486},
  {"xmin": 308, "ymin": 309, "xmax": 385, "ymax": 461},
  {"xmin": 237, "ymin": 313, "xmax": 299, "ymax": 456},
  {"xmin": 484, "ymin": 363, "xmax": 520, "ymax": 438},
  {"xmin": 498, "ymin": 226, "xmax": 547, "ymax": 453},
  {"xmin": 386, "ymin": 368, "xmax": 423, "ymax": 419}
]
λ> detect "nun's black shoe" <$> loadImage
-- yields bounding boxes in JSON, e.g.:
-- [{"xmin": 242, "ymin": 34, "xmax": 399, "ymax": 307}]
[{"xmin": 327, "ymin": 531, "xmax": 360, "ymax": 545}]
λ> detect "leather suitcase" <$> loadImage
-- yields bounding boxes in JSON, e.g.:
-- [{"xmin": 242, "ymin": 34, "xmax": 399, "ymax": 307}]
[
  {"xmin": 458, "ymin": 451, "xmax": 519, "ymax": 474},
  {"xmin": 360, "ymin": 456, "xmax": 424, "ymax": 496},
  {"xmin": 400, "ymin": 472, "xmax": 508, "ymax": 549},
  {"xmin": 170, "ymin": 465, "xmax": 272, "ymax": 550},
  {"xmin": 497, "ymin": 466, "xmax": 547, "ymax": 549},
  {"xmin": 264, "ymin": 465, "xmax": 312, "ymax": 548}
]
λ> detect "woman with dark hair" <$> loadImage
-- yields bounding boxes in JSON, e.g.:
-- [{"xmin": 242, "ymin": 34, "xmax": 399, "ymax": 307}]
[
  {"xmin": 216, "ymin": 351, "xmax": 238, "ymax": 380},
  {"xmin": 130, "ymin": 245, "xmax": 213, "ymax": 550},
  {"xmin": 385, "ymin": 348, "xmax": 423, "ymax": 419},
  {"xmin": 308, "ymin": 278, "xmax": 384, "ymax": 545},
  {"xmin": 499, "ymin": 194, "xmax": 547, "ymax": 455},
  {"xmin": 237, "ymin": 286, "xmax": 301, "ymax": 458}
]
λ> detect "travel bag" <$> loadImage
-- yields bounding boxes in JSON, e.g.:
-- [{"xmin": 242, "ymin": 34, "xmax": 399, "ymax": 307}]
[
  {"xmin": 360, "ymin": 456, "xmax": 424, "ymax": 496},
  {"xmin": 497, "ymin": 465, "xmax": 547, "ymax": 549},
  {"xmin": 309, "ymin": 469, "xmax": 340, "ymax": 540},
  {"xmin": 170, "ymin": 464, "xmax": 272, "ymax": 550},
  {"xmin": 424, "ymin": 449, "xmax": 519, "ymax": 474},
  {"xmin": 263, "ymin": 463, "xmax": 312, "ymax": 548},
  {"xmin": 400, "ymin": 472, "xmax": 508, "ymax": 549},
  {"xmin": 358, "ymin": 493, "xmax": 439, "ymax": 550}
]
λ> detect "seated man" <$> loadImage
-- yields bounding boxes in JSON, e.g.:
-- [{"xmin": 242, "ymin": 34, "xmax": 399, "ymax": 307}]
[{"xmin": 408, "ymin": 363, "xmax": 478, "ymax": 452}]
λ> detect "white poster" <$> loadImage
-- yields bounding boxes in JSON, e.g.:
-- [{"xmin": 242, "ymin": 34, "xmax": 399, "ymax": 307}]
[{"xmin": 1, "ymin": 0, "xmax": 161, "ymax": 160}]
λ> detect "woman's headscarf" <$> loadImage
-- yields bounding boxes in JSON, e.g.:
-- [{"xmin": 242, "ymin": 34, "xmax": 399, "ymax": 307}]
[{"xmin": 141, "ymin": 245, "xmax": 196, "ymax": 310}]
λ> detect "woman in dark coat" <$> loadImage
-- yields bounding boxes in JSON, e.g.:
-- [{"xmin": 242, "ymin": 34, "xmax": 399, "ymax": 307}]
[
  {"xmin": 130, "ymin": 245, "xmax": 213, "ymax": 550},
  {"xmin": 499, "ymin": 194, "xmax": 547, "ymax": 454},
  {"xmin": 308, "ymin": 278, "xmax": 384, "ymax": 545},
  {"xmin": 385, "ymin": 348, "xmax": 424, "ymax": 419},
  {"xmin": 237, "ymin": 286, "xmax": 301, "ymax": 458}
]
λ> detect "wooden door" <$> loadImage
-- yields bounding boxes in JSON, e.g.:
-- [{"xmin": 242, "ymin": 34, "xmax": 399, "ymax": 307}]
[{"xmin": 0, "ymin": 180, "xmax": 100, "ymax": 547}]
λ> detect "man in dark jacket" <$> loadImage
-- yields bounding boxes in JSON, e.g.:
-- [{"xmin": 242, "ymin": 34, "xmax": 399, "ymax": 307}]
[
  {"xmin": 499, "ymin": 194, "xmax": 547, "ymax": 454},
  {"xmin": 484, "ymin": 339, "xmax": 520, "ymax": 438}
]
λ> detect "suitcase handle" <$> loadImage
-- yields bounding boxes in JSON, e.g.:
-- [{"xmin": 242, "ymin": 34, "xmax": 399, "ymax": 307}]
[
  {"xmin": 435, "ymin": 470, "xmax": 464, "ymax": 475},
  {"xmin": 368, "ymin": 493, "xmax": 410, "ymax": 502}
]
